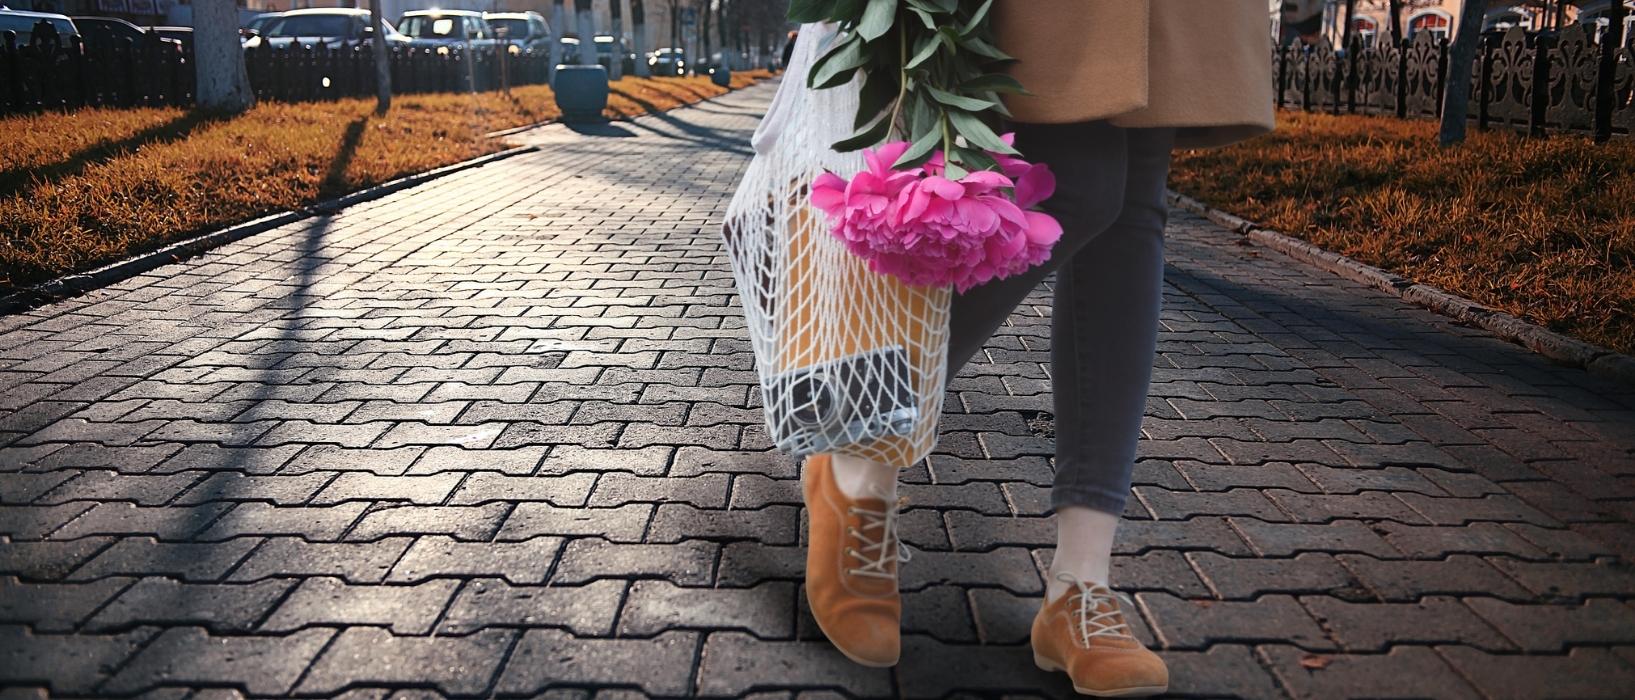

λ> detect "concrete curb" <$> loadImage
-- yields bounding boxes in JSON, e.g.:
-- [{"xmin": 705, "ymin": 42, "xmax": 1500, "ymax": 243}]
[
  {"xmin": 1, "ymin": 145, "xmax": 538, "ymax": 316},
  {"xmin": 1167, "ymin": 190, "xmax": 1635, "ymax": 388}
]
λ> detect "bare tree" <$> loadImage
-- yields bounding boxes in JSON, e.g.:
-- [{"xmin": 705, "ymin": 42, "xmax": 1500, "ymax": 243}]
[
  {"xmin": 548, "ymin": 0, "xmax": 566, "ymax": 86},
  {"xmin": 1388, "ymin": 0, "xmax": 1403, "ymax": 40},
  {"xmin": 575, "ymin": 0, "xmax": 598, "ymax": 65},
  {"xmin": 193, "ymin": 0, "xmax": 253, "ymax": 112},
  {"xmin": 1438, "ymin": 0, "xmax": 1489, "ymax": 144},
  {"xmin": 609, "ymin": 0, "xmax": 624, "ymax": 78},
  {"xmin": 370, "ymin": 0, "xmax": 390, "ymax": 114},
  {"xmin": 630, "ymin": 0, "xmax": 650, "ymax": 76}
]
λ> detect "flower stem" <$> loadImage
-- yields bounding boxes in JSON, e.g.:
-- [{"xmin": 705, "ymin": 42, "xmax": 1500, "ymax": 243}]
[{"xmin": 887, "ymin": 23, "xmax": 908, "ymax": 141}]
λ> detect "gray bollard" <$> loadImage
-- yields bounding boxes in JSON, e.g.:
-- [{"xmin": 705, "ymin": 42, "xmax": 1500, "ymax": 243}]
[{"xmin": 554, "ymin": 64, "xmax": 610, "ymax": 122}]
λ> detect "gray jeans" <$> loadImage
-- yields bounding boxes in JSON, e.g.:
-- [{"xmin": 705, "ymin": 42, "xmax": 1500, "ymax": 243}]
[{"xmin": 945, "ymin": 121, "xmax": 1176, "ymax": 516}]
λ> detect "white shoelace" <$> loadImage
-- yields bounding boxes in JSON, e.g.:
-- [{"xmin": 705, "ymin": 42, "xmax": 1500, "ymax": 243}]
[
  {"xmin": 844, "ymin": 487, "xmax": 912, "ymax": 580},
  {"xmin": 1055, "ymin": 572, "xmax": 1134, "ymax": 647}
]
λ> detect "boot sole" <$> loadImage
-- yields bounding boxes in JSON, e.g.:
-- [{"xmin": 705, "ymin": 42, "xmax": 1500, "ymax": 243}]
[{"xmin": 1034, "ymin": 651, "xmax": 1168, "ymax": 697}]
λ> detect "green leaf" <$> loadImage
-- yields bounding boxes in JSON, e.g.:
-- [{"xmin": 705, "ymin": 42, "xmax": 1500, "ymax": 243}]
[
  {"xmin": 955, "ymin": 35, "xmax": 1011, "ymax": 61},
  {"xmin": 907, "ymin": 6, "xmax": 935, "ymax": 28},
  {"xmin": 906, "ymin": 33, "xmax": 941, "ymax": 69},
  {"xmin": 893, "ymin": 124, "xmax": 944, "ymax": 168},
  {"xmin": 833, "ymin": 0, "xmax": 867, "ymax": 21},
  {"xmin": 923, "ymin": 0, "xmax": 956, "ymax": 12},
  {"xmin": 855, "ymin": 69, "xmax": 897, "ymax": 129},
  {"xmin": 809, "ymin": 36, "xmax": 867, "ymax": 89},
  {"xmin": 927, "ymin": 85, "xmax": 993, "ymax": 111},
  {"xmin": 948, "ymin": 109, "xmax": 1016, "ymax": 153},
  {"xmin": 958, "ymin": 147, "xmax": 998, "ymax": 172},
  {"xmin": 833, "ymin": 111, "xmax": 893, "ymax": 152},
  {"xmin": 961, "ymin": 73, "xmax": 1027, "ymax": 94},
  {"xmin": 959, "ymin": 0, "xmax": 995, "ymax": 35},
  {"xmin": 788, "ymin": 0, "xmax": 839, "ymax": 22},
  {"xmin": 857, "ymin": 0, "xmax": 898, "ymax": 41}
]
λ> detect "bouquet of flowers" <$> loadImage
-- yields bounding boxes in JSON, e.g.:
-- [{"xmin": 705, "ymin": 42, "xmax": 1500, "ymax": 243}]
[{"xmin": 791, "ymin": 0, "xmax": 1062, "ymax": 292}]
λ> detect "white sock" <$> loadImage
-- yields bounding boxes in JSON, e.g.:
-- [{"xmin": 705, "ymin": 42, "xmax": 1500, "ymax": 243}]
[
  {"xmin": 830, "ymin": 453, "xmax": 898, "ymax": 500},
  {"xmin": 1045, "ymin": 506, "xmax": 1119, "ymax": 601}
]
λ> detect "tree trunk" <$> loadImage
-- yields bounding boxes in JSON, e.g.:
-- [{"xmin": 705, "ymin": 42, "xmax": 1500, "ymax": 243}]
[
  {"xmin": 1438, "ymin": 0, "xmax": 1488, "ymax": 145},
  {"xmin": 1343, "ymin": 0, "xmax": 1357, "ymax": 48},
  {"xmin": 631, "ymin": 0, "xmax": 650, "ymax": 76},
  {"xmin": 608, "ymin": 0, "xmax": 624, "ymax": 78},
  {"xmin": 1595, "ymin": 0, "xmax": 1628, "ymax": 141},
  {"xmin": 670, "ymin": 0, "xmax": 680, "ymax": 53},
  {"xmin": 193, "ymin": 0, "xmax": 253, "ymax": 112},
  {"xmin": 575, "ymin": 0, "xmax": 597, "ymax": 65},
  {"xmin": 1388, "ymin": 0, "xmax": 1403, "ymax": 42},
  {"xmin": 548, "ymin": 0, "xmax": 565, "ymax": 86},
  {"xmin": 371, "ymin": 0, "xmax": 390, "ymax": 114}
]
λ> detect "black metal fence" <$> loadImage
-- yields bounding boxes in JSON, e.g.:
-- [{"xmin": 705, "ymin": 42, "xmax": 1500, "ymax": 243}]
[
  {"xmin": 1276, "ymin": 25, "xmax": 1635, "ymax": 137},
  {"xmin": 1, "ymin": 30, "xmax": 554, "ymax": 115}
]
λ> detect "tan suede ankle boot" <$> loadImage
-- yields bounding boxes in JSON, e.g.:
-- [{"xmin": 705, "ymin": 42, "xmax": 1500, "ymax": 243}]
[
  {"xmin": 1031, "ymin": 573, "xmax": 1168, "ymax": 697},
  {"xmin": 801, "ymin": 453, "xmax": 907, "ymax": 667}
]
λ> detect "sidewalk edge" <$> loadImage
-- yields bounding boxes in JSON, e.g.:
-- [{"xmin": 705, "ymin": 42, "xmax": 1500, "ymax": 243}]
[
  {"xmin": 1166, "ymin": 190, "xmax": 1635, "ymax": 388},
  {"xmin": 1, "ymin": 145, "xmax": 538, "ymax": 317}
]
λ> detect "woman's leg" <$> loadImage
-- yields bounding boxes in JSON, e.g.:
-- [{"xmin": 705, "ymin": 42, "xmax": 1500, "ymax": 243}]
[
  {"xmin": 1043, "ymin": 126, "xmax": 1174, "ymax": 596},
  {"xmin": 833, "ymin": 121, "xmax": 1132, "ymax": 499}
]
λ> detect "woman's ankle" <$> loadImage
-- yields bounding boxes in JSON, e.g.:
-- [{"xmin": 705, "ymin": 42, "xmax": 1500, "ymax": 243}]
[
  {"xmin": 1044, "ymin": 505, "xmax": 1119, "ymax": 600},
  {"xmin": 829, "ymin": 453, "xmax": 899, "ymax": 500}
]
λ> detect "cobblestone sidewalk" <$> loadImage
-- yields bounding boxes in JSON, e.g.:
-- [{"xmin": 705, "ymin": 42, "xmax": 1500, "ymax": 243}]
[{"xmin": 2, "ymin": 81, "xmax": 1634, "ymax": 699}]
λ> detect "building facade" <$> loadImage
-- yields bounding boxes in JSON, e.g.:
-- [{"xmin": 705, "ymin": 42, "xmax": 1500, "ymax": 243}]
[{"xmin": 1281, "ymin": 0, "xmax": 1634, "ymax": 48}]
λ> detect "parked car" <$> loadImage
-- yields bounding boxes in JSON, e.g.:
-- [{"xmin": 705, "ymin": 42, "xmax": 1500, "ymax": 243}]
[
  {"xmin": 593, "ymin": 33, "xmax": 632, "ymax": 73},
  {"xmin": 72, "ymin": 16, "xmax": 181, "ymax": 52},
  {"xmin": 240, "ymin": 12, "xmax": 279, "ymax": 43},
  {"xmin": 147, "ymin": 26, "xmax": 193, "ymax": 52},
  {"xmin": 483, "ymin": 11, "xmax": 548, "ymax": 55},
  {"xmin": 0, "ymin": 8, "xmax": 77, "ymax": 47},
  {"xmin": 556, "ymin": 35, "xmax": 581, "ymax": 64},
  {"xmin": 647, "ymin": 47, "xmax": 685, "ymax": 76},
  {"xmin": 397, "ymin": 10, "xmax": 498, "ymax": 53},
  {"xmin": 243, "ymin": 9, "xmax": 406, "ymax": 50}
]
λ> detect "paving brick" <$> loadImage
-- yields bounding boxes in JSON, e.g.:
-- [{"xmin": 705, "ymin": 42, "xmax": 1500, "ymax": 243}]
[
  {"xmin": 695, "ymin": 632, "xmax": 890, "ymax": 697},
  {"xmin": 312, "ymin": 472, "xmax": 464, "ymax": 504},
  {"xmin": 35, "ymin": 470, "xmax": 203, "ymax": 506},
  {"xmin": 1140, "ymin": 593, "xmax": 1334, "ymax": 650},
  {"xmin": 447, "ymin": 472, "xmax": 598, "ymax": 506},
  {"xmin": 1259, "ymin": 645, "xmax": 1480, "ymax": 700},
  {"xmin": 1228, "ymin": 517, "xmax": 1397, "ymax": 557},
  {"xmin": 1158, "ymin": 644, "xmax": 1285, "ymax": 698},
  {"xmin": 84, "ymin": 578, "xmax": 292, "ymax": 633},
  {"xmin": 497, "ymin": 503, "xmax": 651, "ymax": 542},
  {"xmin": 261, "ymin": 576, "xmax": 459, "ymax": 634},
  {"xmin": 70, "ymin": 537, "xmax": 258, "ymax": 582},
  {"xmin": 1465, "ymin": 597, "xmax": 1635, "ymax": 651},
  {"xmin": 0, "ymin": 538, "xmax": 112, "ymax": 580},
  {"xmin": 438, "ymin": 578, "xmax": 623, "ymax": 635},
  {"xmin": 174, "ymin": 471, "xmax": 336, "ymax": 505},
  {"xmin": 1137, "ymin": 486, "xmax": 1291, "ymax": 521},
  {"xmin": 103, "ymin": 627, "xmax": 334, "ymax": 696},
  {"xmin": 498, "ymin": 630, "xmax": 698, "ymax": 696},
  {"xmin": 647, "ymin": 504, "xmax": 799, "ymax": 545},
  {"xmin": 619, "ymin": 580, "xmax": 795, "ymax": 638},
  {"xmin": 1374, "ymin": 521, "xmax": 1549, "ymax": 559},
  {"xmin": 387, "ymin": 535, "xmax": 562, "ymax": 584},
  {"xmin": 297, "ymin": 627, "xmax": 515, "ymax": 695},
  {"xmin": 1303, "ymin": 595, "xmax": 1513, "ymax": 651},
  {"xmin": 1188, "ymin": 552, "xmax": 1361, "ymax": 600},
  {"xmin": 346, "ymin": 503, "xmax": 510, "ymax": 541},
  {"xmin": 0, "ymin": 625, "xmax": 156, "ymax": 694},
  {"xmin": 1337, "ymin": 553, "xmax": 1534, "ymax": 602},
  {"xmin": 895, "ymin": 636, "xmax": 1074, "ymax": 697},
  {"xmin": 411, "ymin": 446, "xmax": 548, "ymax": 475},
  {"xmin": 1486, "ymin": 558, "xmax": 1635, "ymax": 599},
  {"xmin": 199, "ymin": 502, "xmax": 367, "ymax": 540},
  {"xmin": 1436, "ymin": 646, "xmax": 1635, "ymax": 700},
  {"xmin": 0, "ymin": 576, "xmax": 131, "ymax": 631},
  {"xmin": 228, "ymin": 537, "xmax": 413, "ymax": 583},
  {"xmin": 590, "ymin": 472, "xmax": 731, "ymax": 508},
  {"xmin": 0, "ymin": 503, "xmax": 94, "ymax": 539},
  {"xmin": 552, "ymin": 538, "xmax": 716, "ymax": 586}
]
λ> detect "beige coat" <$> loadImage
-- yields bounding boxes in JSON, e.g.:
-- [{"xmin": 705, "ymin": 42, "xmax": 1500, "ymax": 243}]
[{"xmin": 996, "ymin": 1, "xmax": 1275, "ymax": 149}]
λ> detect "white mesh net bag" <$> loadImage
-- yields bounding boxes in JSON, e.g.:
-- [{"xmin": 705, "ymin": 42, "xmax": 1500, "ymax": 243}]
[{"xmin": 723, "ymin": 24, "xmax": 950, "ymax": 469}]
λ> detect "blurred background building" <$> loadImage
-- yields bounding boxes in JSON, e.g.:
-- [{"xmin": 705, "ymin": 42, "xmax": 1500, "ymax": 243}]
[{"xmin": 1275, "ymin": 0, "xmax": 1635, "ymax": 47}]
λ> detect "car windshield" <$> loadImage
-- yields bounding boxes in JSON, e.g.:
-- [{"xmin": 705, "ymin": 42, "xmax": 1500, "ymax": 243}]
[
  {"xmin": 264, "ymin": 14, "xmax": 352, "ymax": 38},
  {"xmin": 488, "ymin": 18, "xmax": 526, "ymax": 38},
  {"xmin": 399, "ymin": 15, "xmax": 462, "ymax": 38},
  {"xmin": 0, "ymin": 15, "xmax": 76, "ymax": 42}
]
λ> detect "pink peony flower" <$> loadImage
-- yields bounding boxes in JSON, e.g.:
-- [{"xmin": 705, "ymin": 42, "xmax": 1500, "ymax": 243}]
[{"xmin": 810, "ymin": 135, "xmax": 1061, "ymax": 293}]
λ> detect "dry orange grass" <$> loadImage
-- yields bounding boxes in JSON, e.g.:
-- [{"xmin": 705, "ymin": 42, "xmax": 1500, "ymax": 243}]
[
  {"xmin": 1171, "ymin": 109, "xmax": 1635, "ymax": 356},
  {"xmin": 1, "ymin": 71, "xmax": 773, "ymax": 289}
]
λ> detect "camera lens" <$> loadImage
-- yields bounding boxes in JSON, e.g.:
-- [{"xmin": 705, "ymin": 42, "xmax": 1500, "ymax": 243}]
[{"xmin": 787, "ymin": 373, "xmax": 837, "ymax": 429}]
